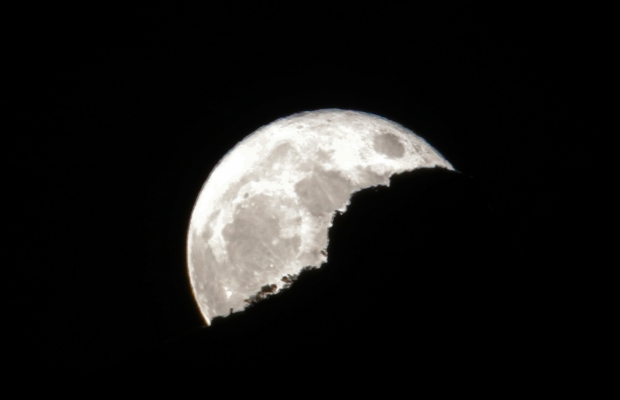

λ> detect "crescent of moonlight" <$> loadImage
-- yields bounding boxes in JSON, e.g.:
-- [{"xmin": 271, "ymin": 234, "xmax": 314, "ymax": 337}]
[{"xmin": 187, "ymin": 109, "xmax": 453, "ymax": 324}]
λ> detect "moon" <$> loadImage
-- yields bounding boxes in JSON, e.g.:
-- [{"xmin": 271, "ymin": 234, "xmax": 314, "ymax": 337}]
[{"xmin": 187, "ymin": 109, "xmax": 453, "ymax": 324}]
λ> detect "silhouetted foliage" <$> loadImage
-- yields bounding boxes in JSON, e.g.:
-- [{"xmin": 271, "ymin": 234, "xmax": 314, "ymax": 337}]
[
  {"xmin": 280, "ymin": 274, "xmax": 296, "ymax": 289},
  {"xmin": 243, "ymin": 283, "xmax": 278, "ymax": 307},
  {"xmin": 117, "ymin": 168, "xmax": 560, "ymax": 381},
  {"xmin": 243, "ymin": 266, "xmax": 317, "ymax": 308}
]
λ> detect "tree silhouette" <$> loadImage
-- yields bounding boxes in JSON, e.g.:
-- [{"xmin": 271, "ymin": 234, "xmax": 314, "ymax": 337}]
[
  {"xmin": 243, "ymin": 266, "xmax": 316, "ymax": 308},
  {"xmin": 243, "ymin": 283, "xmax": 278, "ymax": 307}
]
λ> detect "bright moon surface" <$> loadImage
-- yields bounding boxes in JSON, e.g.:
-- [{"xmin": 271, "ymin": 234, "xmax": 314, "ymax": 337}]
[{"xmin": 187, "ymin": 109, "xmax": 453, "ymax": 324}]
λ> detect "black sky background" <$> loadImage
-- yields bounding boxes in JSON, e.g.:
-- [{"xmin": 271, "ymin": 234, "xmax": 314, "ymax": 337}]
[{"xmin": 12, "ymin": 1, "xmax": 579, "ymax": 383}]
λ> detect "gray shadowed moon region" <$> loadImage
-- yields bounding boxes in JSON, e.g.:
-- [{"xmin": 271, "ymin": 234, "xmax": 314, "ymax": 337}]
[{"xmin": 187, "ymin": 109, "xmax": 453, "ymax": 324}]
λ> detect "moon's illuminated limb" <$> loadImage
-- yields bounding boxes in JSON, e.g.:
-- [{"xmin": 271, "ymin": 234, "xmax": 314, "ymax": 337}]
[{"xmin": 187, "ymin": 109, "xmax": 453, "ymax": 324}]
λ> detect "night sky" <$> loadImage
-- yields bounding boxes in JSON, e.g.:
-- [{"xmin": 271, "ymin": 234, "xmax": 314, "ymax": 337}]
[{"xmin": 13, "ymin": 2, "xmax": 577, "ymax": 385}]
